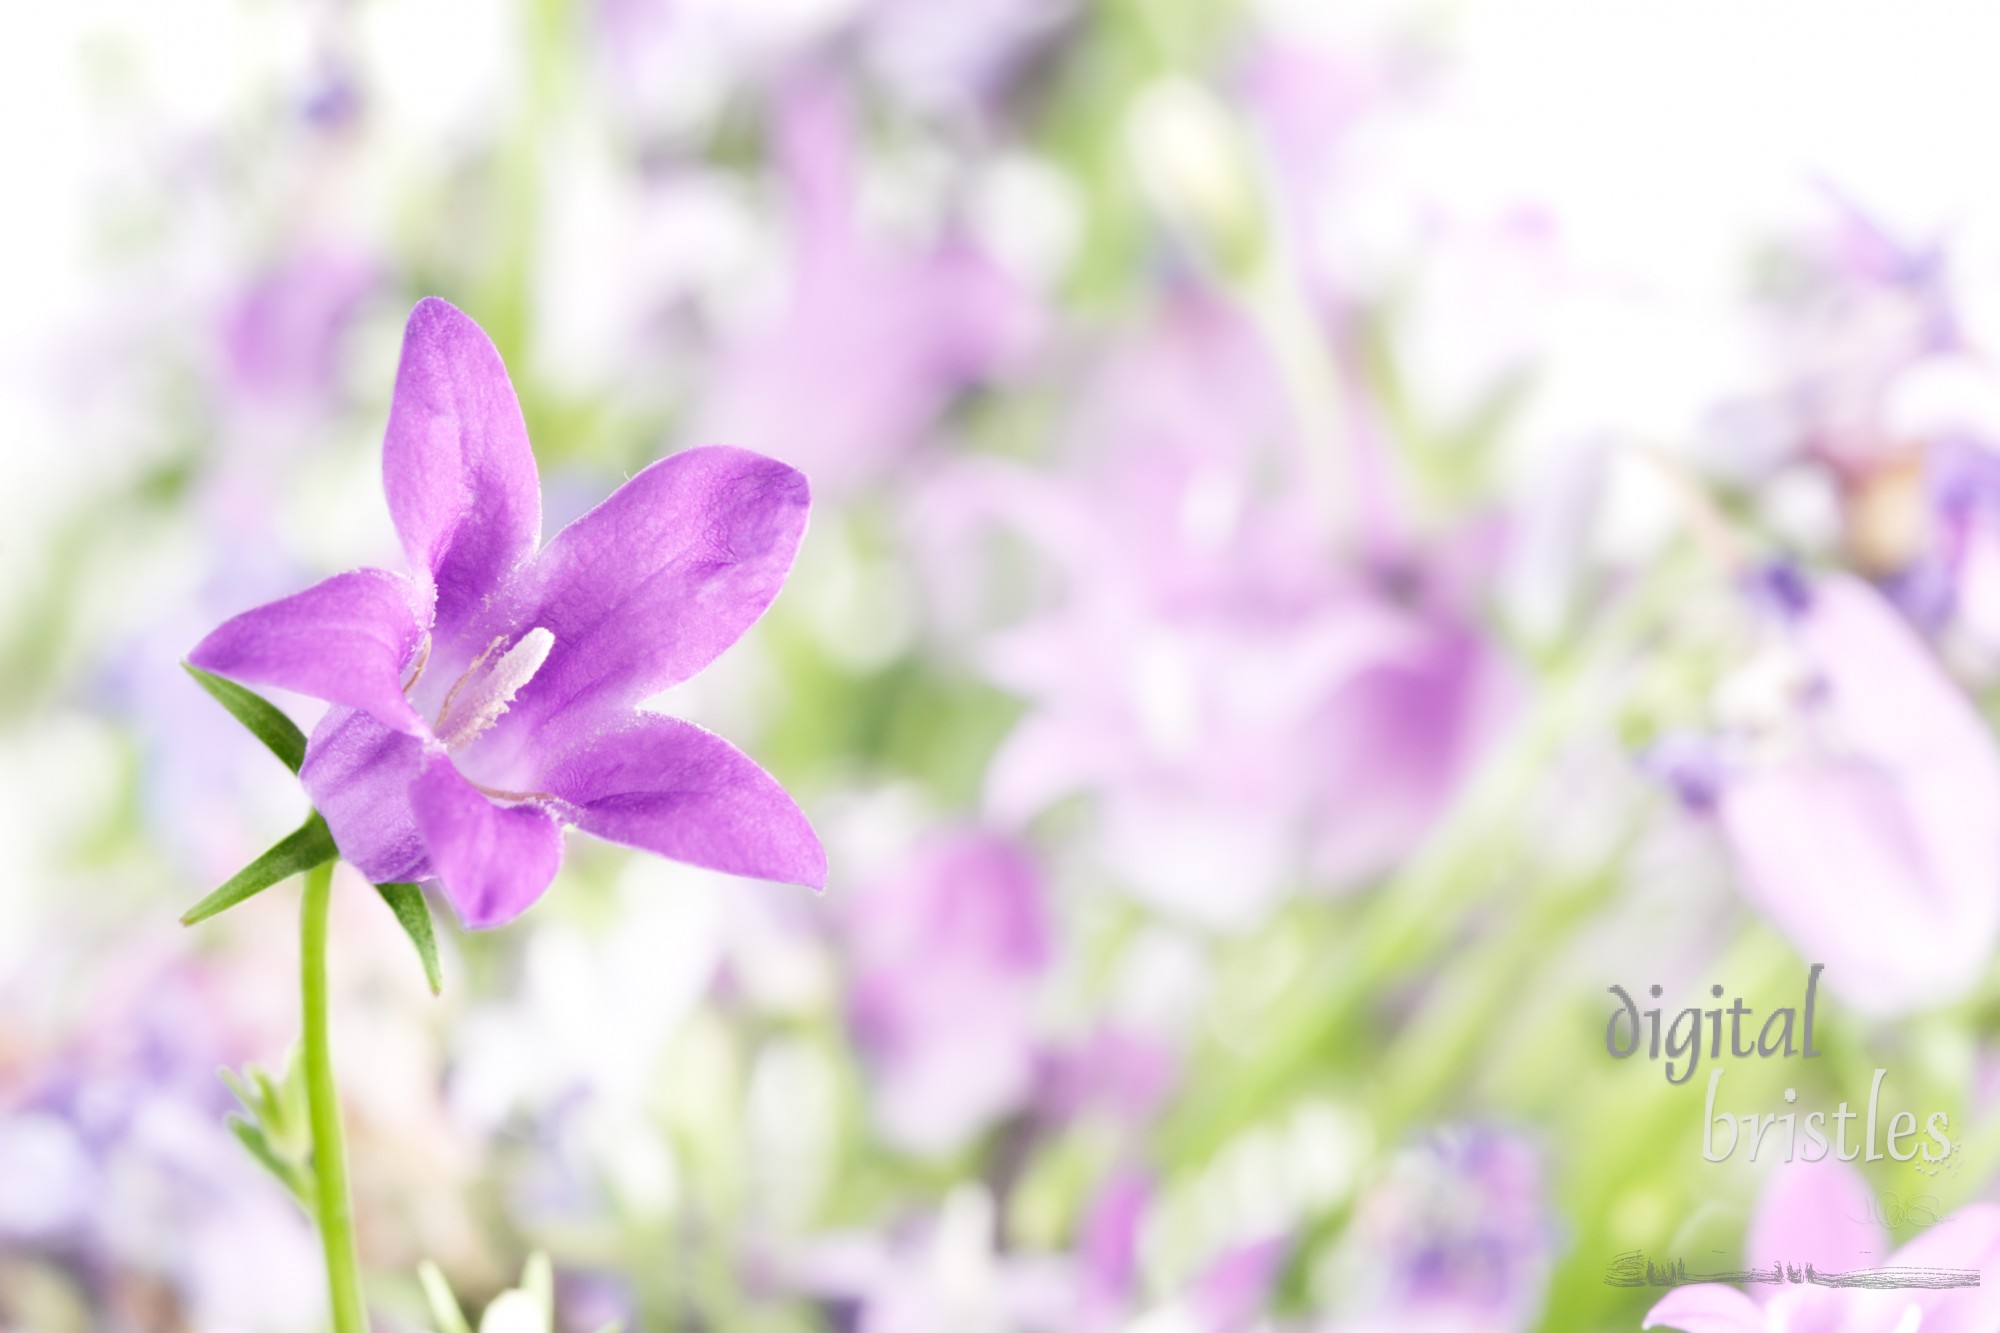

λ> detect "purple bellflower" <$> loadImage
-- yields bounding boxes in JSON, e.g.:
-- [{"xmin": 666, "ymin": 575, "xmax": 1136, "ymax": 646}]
[{"xmin": 188, "ymin": 298, "xmax": 825, "ymax": 928}]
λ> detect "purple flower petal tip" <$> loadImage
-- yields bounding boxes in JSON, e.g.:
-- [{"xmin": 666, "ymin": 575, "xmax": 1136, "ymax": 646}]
[
  {"xmin": 188, "ymin": 568, "xmax": 429, "ymax": 737},
  {"xmin": 410, "ymin": 755, "xmax": 565, "ymax": 929},
  {"xmin": 505, "ymin": 445, "xmax": 813, "ymax": 739},
  {"xmin": 544, "ymin": 713, "xmax": 827, "ymax": 891},
  {"xmin": 384, "ymin": 296, "xmax": 542, "ymax": 638}
]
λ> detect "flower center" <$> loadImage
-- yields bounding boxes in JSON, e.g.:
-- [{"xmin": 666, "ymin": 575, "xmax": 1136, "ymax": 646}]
[{"xmin": 431, "ymin": 628, "xmax": 555, "ymax": 751}]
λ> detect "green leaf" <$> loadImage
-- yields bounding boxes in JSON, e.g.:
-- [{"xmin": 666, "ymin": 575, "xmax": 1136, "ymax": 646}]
[
  {"xmin": 417, "ymin": 1261, "xmax": 475, "ymax": 1333},
  {"xmin": 181, "ymin": 813, "xmax": 337, "ymax": 926},
  {"xmin": 183, "ymin": 661, "xmax": 308, "ymax": 773},
  {"xmin": 376, "ymin": 881, "xmax": 443, "ymax": 995}
]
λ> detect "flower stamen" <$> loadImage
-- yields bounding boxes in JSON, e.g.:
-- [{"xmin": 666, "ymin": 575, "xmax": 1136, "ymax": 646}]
[
  {"xmin": 470, "ymin": 782, "xmax": 556, "ymax": 804},
  {"xmin": 434, "ymin": 636, "xmax": 506, "ymax": 731},
  {"xmin": 401, "ymin": 635, "xmax": 432, "ymax": 694},
  {"xmin": 433, "ymin": 628, "xmax": 555, "ymax": 751}
]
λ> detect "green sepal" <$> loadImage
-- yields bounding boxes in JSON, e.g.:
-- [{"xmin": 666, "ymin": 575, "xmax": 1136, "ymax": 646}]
[
  {"xmin": 182, "ymin": 661, "xmax": 308, "ymax": 773},
  {"xmin": 376, "ymin": 881, "xmax": 444, "ymax": 995},
  {"xmin": 226, "ymin": 1114, "xmax": 316, "ymax": 1209},
  {"xmin": 220, "ymin": 1053, "xmax": 316, "ymax": 1210},
  {"xmin": 181, "ymin": 812, "xmax": 338, "ymax": 926}
]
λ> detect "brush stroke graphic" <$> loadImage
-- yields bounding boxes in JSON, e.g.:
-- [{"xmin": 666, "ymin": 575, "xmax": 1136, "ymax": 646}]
[{"xmin": 1604, "ymin": 1249, "xmax": 1981, "ymax": 1291}]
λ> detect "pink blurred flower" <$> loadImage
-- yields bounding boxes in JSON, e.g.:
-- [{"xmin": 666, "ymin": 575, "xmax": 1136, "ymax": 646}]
[
  {"xmin": 975, "ymin": 299, "xmax": 1510, "ymax": 925},
  {"xmin": 691, "ymin": 77, "xmax": 1038, "ymax": 495},
  {"xmin": 1068, "ymin": 1167, "xmax": 1291, "ymax": 1330},
  {"xmin": 845, "ymin": 831, "xmax": 1052, "ymax": 1154},
  {"xmin": 860, "ymin": 0, "xmax": 1074, "ymax": 122},
  {"xmin": 1645, "ymin": 1160, "xmax": 2000, "ymax": 1332},
  {"xmin": 1710, "ymin": 572, "xmax": 2000, "ymax": 1016},
  {"xmin": 831, "ymin": 1167, "xmax": 1282, "ymax": 1333},
  {"xmin": 1074, "ymin": 1171, "xmax": 1149, "ymax": 1325},
  {"xmin": 1763, "ymin": 198, "xmax": 1955, "ymax": 477},
  {"xmin": 787, "ymin": 1189, "xmax": 1074, "ymax": 1332},
  {"xmin": 1038, "ymin": 1025, "xmax": 1179, "ymax": 1126},
  {"xmin": 216, "ymin": 245, "xmax": 380, "ymax": 410}
]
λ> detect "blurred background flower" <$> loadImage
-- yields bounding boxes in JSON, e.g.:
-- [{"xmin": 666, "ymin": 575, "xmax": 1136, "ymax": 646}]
[{"xmin": 13, "ymin": 1, "xmax": 2000, "ymax": 1330}]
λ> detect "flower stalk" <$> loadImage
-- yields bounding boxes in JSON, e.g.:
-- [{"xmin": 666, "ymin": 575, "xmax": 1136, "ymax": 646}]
[{"xmin": 301, "ymin": 857, "xmax": 367, "ymax": 1332}]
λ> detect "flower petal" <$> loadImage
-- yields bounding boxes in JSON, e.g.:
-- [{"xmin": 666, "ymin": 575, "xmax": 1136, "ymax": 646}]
[
  {"xmin": 189, "ymin": 568, "xmax": 428, "ymax": 736},
  {"xmin": 540, "ymin": 711, "xmax": 825, "ymax": 889},
  {"xmin": 505, "ymin": 446, "xmax": 809, "ymax": 739},
  {"xmin": 847, "ymin": 834, "xmax": 1049, "ymax": 1152},
  {"xmin": 1719, "ymin": 761, "xmax": 1976, "ymax": 1016},
  {"xmin": 1642, "ymin": 1284, "xmax": 1768, "ymax": 1333},
  {"xmin": 383, "ymin": 297, "xmax": 542, "ymax": 646},
  {"xmin": 1893, "ymin": 1203, "xmax": 2000, "ymax": 1333},
  {"xmin": 409, "ymin": 755, "xmax": 565, "ymax": 929},
  {"xmin": 1718, "ymin": 576, "xmax": 2000, "ymax": 1016},
  {"xmin": 300, "ymin": 707, "xmax": 430, "ymax": 883},
  {"xmin": 1744, "ymin": 1158, "xmax": 1884, "ymax": 1277}
]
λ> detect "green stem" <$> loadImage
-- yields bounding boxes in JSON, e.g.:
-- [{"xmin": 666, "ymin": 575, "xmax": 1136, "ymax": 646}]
[{"xmin": 302, "ymin": 858, "xmax": 367, "ymax": 1332}]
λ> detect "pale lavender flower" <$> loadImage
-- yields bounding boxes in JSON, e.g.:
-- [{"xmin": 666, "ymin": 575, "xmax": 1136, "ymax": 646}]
[
  {"xmin": 977, "ymin": 300, "xmax": 1509, "ymax": 925},
  {"xmin": 789, "ymin": 1188, "xmax": 1075, "ymax": 1332},
  {"xmin": 859, "ymin": 0, "xmax": 1074, "ymax": 123},
  {"xmin": 1038, "ymin": 1025, "xmax": 1178, "ymax": 1127},
  {"xmin": 1066, "ymin": 1171, "xmax": 1286, "ymax": 1332},
  {"xmin": 1319, "ymin": 1127, "xmax": 1555, "ymax": 1333},
  {"xmin": 1862, "ymin": 424, "xmax": 2000, "ymax": 664},
  {"xmin": 1709, "ymin": 571, "xmax": 2000, "ymax": 1015},
  {"xmin": 216, "ymin": 245, "xmax": 379, "ymax": 410},
  {"xmin": 1928, "ymin": 433, "xmax": 2000, "ymax": 650},
  {"xmin": 0, "ymin": 958, "xmax": 320, "ymax": 1330},
  {"xmin": 845, "ymin": 831, "xmax": 1051, "ymax": 1155},
  {"xmin": 1642, "ymin": 731, "xmax": 1728, "ymax": 815},
  {"xmin": 189, "ymin": 298, "xmax": 824, "ymax": 928},
  {"xmin": 100, "ymin": 594, "xmax": 309, "ymax": 883},
  {"xmin": 1074, "ymin": 1171, "xmax": 1148, "ymax": 1327},
  {"xmin": 690, "ymin": 77, "xmax": 1038, "ymax": 495},
  {"xmin": 1190, "ymin": 1237, "xmax": 1289, "ymax": 1330},
  {"xmin": 1764, "ymin": 199, "xmax": 1955, "ymax": 476},
  {"xmin": 1646, "ymin": 1159, "xmax": 2000, "ymax": 1332},
  {"xmin": 1727, "ymin": 200, "xmax": 1963, "ymax": 584}
]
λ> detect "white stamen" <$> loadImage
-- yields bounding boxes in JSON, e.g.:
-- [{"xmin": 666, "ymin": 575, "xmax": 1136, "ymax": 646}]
[{"xmin": 435, "ymin": 627, "xmax": 555, "ymax": 750}]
